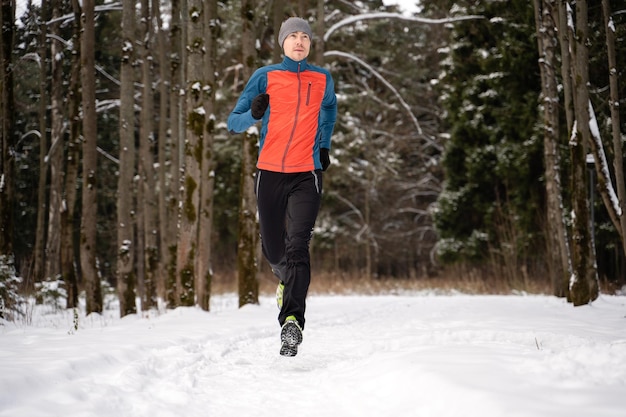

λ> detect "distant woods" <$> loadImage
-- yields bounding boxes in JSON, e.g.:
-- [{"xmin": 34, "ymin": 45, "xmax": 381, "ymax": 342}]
[{"xmin": 1, "ymin": 1, "xmax": 624, "ymax": 319}]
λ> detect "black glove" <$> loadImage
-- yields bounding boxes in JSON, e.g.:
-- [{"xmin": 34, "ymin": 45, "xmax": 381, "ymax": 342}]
[
  {"xmin": 251, "ymin": 93, "xmax": 269, "ymax": 120},
  {"xmin": 320, "ymin": 148, "xmax": 330, "ymax": 171}
]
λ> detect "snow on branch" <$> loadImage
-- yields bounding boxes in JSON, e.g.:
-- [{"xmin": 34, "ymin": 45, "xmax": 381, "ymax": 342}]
[
  {"xmin": 324, "ymin": 12, "xmax": 485, "ymax": 42},
  {"xmin": 48, "ymin": 2, "xmax": 123, "ymax": 25},
  {"xmin": 324, "ymin": 50, "xmax": 441, "ymax": 152},
  {"xmin": 588, "ymin": 100, "xmax": 622, "ymax": 217}
]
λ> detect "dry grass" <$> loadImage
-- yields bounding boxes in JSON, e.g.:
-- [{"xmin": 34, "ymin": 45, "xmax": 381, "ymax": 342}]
[{"xmin": 210, "ymin": 267, "xmax": 557, "ymax": 297}]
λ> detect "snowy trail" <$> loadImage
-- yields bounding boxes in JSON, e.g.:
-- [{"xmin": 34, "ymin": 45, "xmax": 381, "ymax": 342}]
[{"xmin": 2, "ymin": 294, "xmax": 626, "ymax": 417}]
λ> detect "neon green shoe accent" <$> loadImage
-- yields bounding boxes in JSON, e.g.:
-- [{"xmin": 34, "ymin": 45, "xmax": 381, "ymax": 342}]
[
  {"xmin": 285, "ymin": 315, "xmax": 297, "ymax": 323},
  {"xmin": 276, "ymin": 282, "xmax": 284, "ymax": 310}
]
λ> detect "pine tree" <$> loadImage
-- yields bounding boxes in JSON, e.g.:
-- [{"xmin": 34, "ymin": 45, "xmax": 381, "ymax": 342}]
[{"xmin": 434, "ymin": 1, "xmax": 543, "ymax": 270}]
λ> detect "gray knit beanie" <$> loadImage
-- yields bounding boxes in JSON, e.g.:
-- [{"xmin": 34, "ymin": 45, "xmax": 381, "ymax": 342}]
[{"xmin": 278, "ymin": 17, "xmax": 313, "ymax": 48}]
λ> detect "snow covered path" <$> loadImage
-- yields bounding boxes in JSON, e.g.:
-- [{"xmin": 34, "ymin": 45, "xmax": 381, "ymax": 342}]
[{"xmin": 2, "ymin": 294, "xmax": 626, "ymax": 417}]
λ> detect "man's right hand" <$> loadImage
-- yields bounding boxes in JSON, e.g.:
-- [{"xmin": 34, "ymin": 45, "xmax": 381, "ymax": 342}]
[{"xmin": 251, "ymin": 93, "xmax": 270, "ymax": 120}]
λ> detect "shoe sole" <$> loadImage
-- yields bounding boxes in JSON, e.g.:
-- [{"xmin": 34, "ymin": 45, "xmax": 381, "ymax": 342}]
[
  {"xmin": 279, "ymin": 342, "xmax": 298, "ymax": 357},
  {"xmin": 280, "ymin": 321, "xmax": 302, "ymax": 357}
]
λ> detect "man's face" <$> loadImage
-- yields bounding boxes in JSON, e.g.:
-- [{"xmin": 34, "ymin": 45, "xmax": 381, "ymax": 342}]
[{"xmin": 283, "ymin": 31, "xmax": 311, "ymax": 61}]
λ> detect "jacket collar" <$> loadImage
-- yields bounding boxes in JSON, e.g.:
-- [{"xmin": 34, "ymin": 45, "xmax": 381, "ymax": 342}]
[{"xmin": 282, "ymin": 56, "xmax": 308, "ymax": 72}]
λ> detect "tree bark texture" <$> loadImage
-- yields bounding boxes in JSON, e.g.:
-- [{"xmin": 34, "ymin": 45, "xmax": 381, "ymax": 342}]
[
  {"xmin": 32, "ymin": 0, "xmax": 48, "ymax": 287},
  {"xmin": 196, "ymin": 0, "xmax": 218, "ymax": 311},
  {"xmin": 601, "ymin": 0, "xmax": 626, "ymax": 258},
  {"xmin": 176, "ymin": 0, "xmax": 204, "ymax": 307},
  {"xmin": 44, "ymin": 0, "xmax": 64, "ymax": 282},
  {"xmin": 533, "ymin": 0, "xmax": 571, "ymax": 296},
  {"xmin": 80, "ymin": 0, "xmax": 103, "ymax": 314},
  {"xmin": 117, "ymin": 0, "xmax": 137, "ymax": 317},
  {"xmin": 568, "ymin": 0, "xmax": 598, "ymax": 305},
  {"xmin": 139, "ymin": 0, "xmax": 158, "ymax": 310},
  {"xmin": 238, "ymin": 0, "xmax": 260, "ymax": 307},
  {"xmin": 0, "ymin": 0, "xmax": 15, "ymax": 257},
  {"xmin": 60, "ymin": 0, "xmax": 83, "ymax": 309},
  {"xmin": 155, "ymin": 0, "xmax": 169, "ymax": 309},
  {"xmin": 168, "ymin": 0, "xmax": 183, "ymax": 308}
]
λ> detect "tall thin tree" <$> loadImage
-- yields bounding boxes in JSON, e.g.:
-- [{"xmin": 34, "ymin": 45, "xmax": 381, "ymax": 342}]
[
  {"xmin": 117, "ymin": 0, "xmax": 137, "ymax": 316},
  {"xmin": 60, "ymin": 0, "xmax": 82, "ymax": 308},
  {"xmin": 533, "ymin": 0, "xmax": 571, "ymax": 296},
  {"xmin": 80, "ymin": 0, "xmax": 102, "ymax": 313},
  {"xmin": 32, "ymin": 0, "xmax": 48, "ymax": 286},
  {"xmin": 155, "ymin": 0, "xmax": 169, "ymax": 309},
  {"xmin": 0, "ymin": 0, "xmax": 15, "ymax": 262},
  {"xmin": 237, "ymin": 0, "xmax": 260, "ymax": 307},
  {"xmin": 567, "ymin": 0, "xmax": 599, "ymax": 305},
  {"xmin": 139, "ymin": 0, "xmax": 158, "ymax": 310},
  {"xmin": 44, "ymin": 0, "xmax": 64, "ymax": 283},
  {"xmin": 176, "ymin": 0, "xmax": 204, "ymax": 306},
  {"xmin": 195, "ymin": 0, "xmax": 218, "ymax": 311},
  {"xmin": 167, "ymin": 0, "xmax": 183, "ymax": 307},
  {"xmin": 272, "ymin": 0, "xmax": 284, "ymax": 63},
  {"xmin": 601, "ymin": 0, "xmax": 626, "ymax": 257}
]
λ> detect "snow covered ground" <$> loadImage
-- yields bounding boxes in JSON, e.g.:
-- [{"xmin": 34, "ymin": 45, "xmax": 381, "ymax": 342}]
[{"xmin": 1, "ymin": 292, "xmax": 626, "ymax": 417}]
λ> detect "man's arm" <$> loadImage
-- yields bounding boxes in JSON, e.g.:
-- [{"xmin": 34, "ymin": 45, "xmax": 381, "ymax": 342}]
[{"xmin": 227, "ymin": 70, "xmax": 266, "ymax": 134}]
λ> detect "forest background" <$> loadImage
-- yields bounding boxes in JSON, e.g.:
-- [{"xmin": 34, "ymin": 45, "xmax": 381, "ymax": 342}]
[{"xmin": 1, "ymin": 0, "xmax": 625, "ymax": 319}]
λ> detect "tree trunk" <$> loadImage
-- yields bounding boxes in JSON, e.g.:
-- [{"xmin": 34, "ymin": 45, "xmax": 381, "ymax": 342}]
[
  {"xmin": 601, "ymin": 0, "xmax": 626, "ymax": 258},
  {"xmin": 32, "ymin": 0, "xmax": 49, "ymax": 287},
  {"xmin": 60, "ymin": 0, "xmax": 82, "ymax": 309},
  {"xmin": 238, "ymin": 0, "xmax": 259, "ymax": 307},
  {"xmin": 272, "ymin": 0, "xmax": 284, "ymax": 63},
  {"xmin": 0, "ymin": 0, "xmax": 15, "ymax": 259},
  {"xmin": 80, "ymin": 0, "xmax": 103, "ymax": 314},
  {"xmin": 315, "ymin": 0, "xmax": 324, "ymax": 65},
  {"xmin": 176, "ymin": 0, "xmax": 204, "ymax": 307},
  {"xmin": 365, "ymin": 170, "xmax": 372, "ymax": 279},
  {"xmin": 155, "ymin": 0, "xmax": 169, "ymax": 310},
  {"xmin": 168, "ymin": 0, "xmax": 183, "ymax": 308},
  {"xmin": 556, "ymin": 1, "xmax": 574, "ymax": 132},
  {"xmin": 533, "ymin": 0, "xmax": 570, "ymax": 296},
  {"xmin": 195, "ymin": 0, "xmax": 218, "ymax": 311},
  {"xmin": 568, "ymin": 0, "xmax": 598, "ymax": 305},
  {"xmin": 117, "ymin": 0, "xmax": 137, "ymax": 317},
  {"xmin": 45, "ymin": 0, "xmax": 64, "ymax": 283},
  {"xmin": 139, "ymin": 0, "xmax": 158, "ymax": 311}
]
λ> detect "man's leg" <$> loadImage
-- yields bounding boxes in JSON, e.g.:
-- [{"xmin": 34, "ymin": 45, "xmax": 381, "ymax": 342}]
[
  {"xmin": 278, "ymin": 171, "xmax": 322, "ymax": 329},
  {"xmin": 256, "ymin": 170, "xmax": 288, "ymax": 269}
]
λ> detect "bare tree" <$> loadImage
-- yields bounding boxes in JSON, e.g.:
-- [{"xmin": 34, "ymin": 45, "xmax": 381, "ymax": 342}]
[
  {"xmin": 601, "ymin": 0, "xmax": 626, "ymax": 256},
  {"xmin": 566, "ymin": 0, "xmax": 599, "ymax": 305},
  {"xmin": 167, "ymin": 0, "xmax": 184, "ymax": 307},
  {"xmin": 237, "ymin": 0, "xmax": 260, "ymax": 307},
  {"xmin": 195, "ymin": 0, "xmax": 218, "ymax": 311},
  {"xmin": 155, "ymin": 0, "xmax": 169, "ymax": 309},
  {"xmin": 0, "ymin": 0, "xmax": 15, "ymax": 260},
  {"xmin": 139, "ymin": 0, "xmax": 158, "ymax": 310},
  {"xmin": 315, "ymin": 0, "xmax": 324, "ymax": 65},
  {"xmin": 533, "ymin": 0, "xmax": 571, "ymax": 296},
  {"xmin": 32, "ymin": 0, "xmax": 49, "ymax": 286},
  {"xmin": 44, "ymin": 0, "xmax": 64, "ymax": 283},
  {"xmin": 80, "ymin": 0, "xmax": 103, "ymax": 313},
  {"xmin": 60, "ymin": 0, "xmax": 83, "ymax": 308},
  {"xmin": 272, "ymin": 0, "xmax": 284, "ymax": 63},
  {"xmin": 176, "ymin": 0, "xmax": 205, "ymax": 306},
  {"xmin": 116, "ymin": 0, "xmax": 137, "ymax": 316},
  {"xmin": 574, "ymin": 0, "xmax": 626, "ymax": 282}
]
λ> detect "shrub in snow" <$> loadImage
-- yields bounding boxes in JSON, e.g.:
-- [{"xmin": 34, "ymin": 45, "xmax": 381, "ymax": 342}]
[
  {"xmin": 0, "ymin": 254, "xmax": 25, "ymax": 321},
  {"xmin": 35, "ymin": 276, "xmax": 67, "ymax": 310}
]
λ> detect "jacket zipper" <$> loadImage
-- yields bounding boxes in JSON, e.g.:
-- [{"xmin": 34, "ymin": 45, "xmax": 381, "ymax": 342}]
[{"xmin": 306, "ymin": 82, "xmax": 311, "ymax": 105}]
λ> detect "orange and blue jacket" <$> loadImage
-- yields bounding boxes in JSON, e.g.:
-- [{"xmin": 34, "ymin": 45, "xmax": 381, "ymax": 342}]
[{"xmin": 227, "ymin": 56, "xmax": 337, "ymax": 173}]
